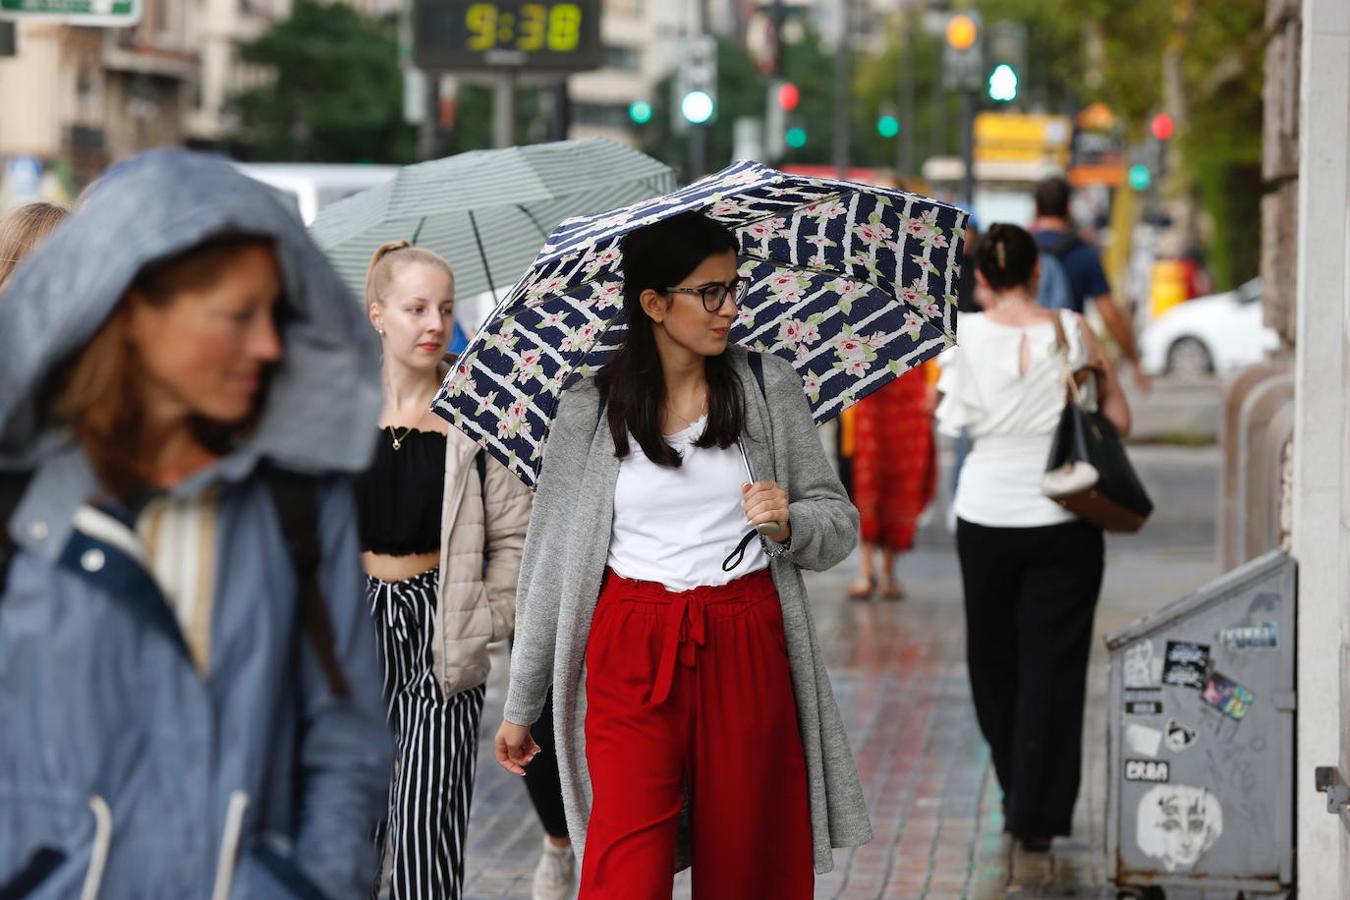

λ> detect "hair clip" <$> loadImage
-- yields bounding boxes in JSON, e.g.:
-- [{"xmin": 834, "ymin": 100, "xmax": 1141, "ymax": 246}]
[{"xmin": 995, "ymin": 241, "xmax": 1007, "ymax": 269}]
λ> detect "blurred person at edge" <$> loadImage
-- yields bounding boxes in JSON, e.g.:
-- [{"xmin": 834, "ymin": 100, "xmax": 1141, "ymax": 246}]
[
  {"xmin": 845, "ymin": 364, "xmax": 936, "ymax": 601},
  {"xmin": 936, "ymin": 224, "xmax": 1131, "ymax": 853},
  {"xmin": 0, "ymin": 150, "xmax": 391, "ymax": 898},
  {"xmin": 1030, "ymin": 176, "xmax": 1151, "ymax": 391},
  {"xmin": 356, "ymin": 241, "xmax": 530, "ymax": 900},
  {"xmin": 0, "ymin": 201, "xmax": 67, "ymax": 291}
]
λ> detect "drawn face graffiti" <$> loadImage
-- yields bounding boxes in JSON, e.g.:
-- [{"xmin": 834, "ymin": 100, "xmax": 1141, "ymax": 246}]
[{"xmin": 1135, "ymin": 785, "xmax": 1223, "ymax": 872}]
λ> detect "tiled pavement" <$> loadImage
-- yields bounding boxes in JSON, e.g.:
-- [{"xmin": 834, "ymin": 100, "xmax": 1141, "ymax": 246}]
[{"xmin": 462, "ymin": 446, "xmax": 1220, "ymax": 898}]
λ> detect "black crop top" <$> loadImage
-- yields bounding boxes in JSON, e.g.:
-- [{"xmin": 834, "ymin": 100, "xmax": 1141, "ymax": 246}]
[{"xmin": 355, "ymin": 429, "xmax": 446, "ymax": 555}]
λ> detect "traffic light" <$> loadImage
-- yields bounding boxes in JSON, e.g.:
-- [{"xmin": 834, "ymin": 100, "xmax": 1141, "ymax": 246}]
[
  {"xmin": 785, "ymin": 127, "xmax": 807, "ymax": 150},
  {"xmin": 674, "ymin": 35, "xmax": 718, "ymax": 129},
  {"xmin": 628, "ymin": 100, "xmax": 653, "ymax": 125},
  {"xmin": 987, "ymin": 64, "xmax": 1017, "ymax": 102},
  {"xmin": 877, "ymin": 114, "xmax": 900, "ymax": 139},
  {"xmin": 942, "ymin": 13, "xmax": 982, "ymax": 92},
  {"xmin": 777, "ymin": 81, "xmax": 799, "ymax": 112},
  {"xmin": 985, "ymin": 22, "xmax": 1026, "ymax": 103},
  {"xmin": 1128, "ymin": 164, "xmax": 1152, "ymax": 191},
  {"xmin": 1150, "ymin": 113, "xmax": 1174, "ymax": 141},
  {"xmin": 945, "ymin": 14, "xmax": 977, "ymax": 51}
]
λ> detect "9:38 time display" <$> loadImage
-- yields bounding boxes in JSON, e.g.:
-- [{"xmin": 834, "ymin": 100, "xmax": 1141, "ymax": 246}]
[
  {"xmin": 466, "ymin": 2, "xmax": 582, "ymax": 53},
  {"xmin": 412, "ymin": 0, "xmax": 602, "ymax": 71}
]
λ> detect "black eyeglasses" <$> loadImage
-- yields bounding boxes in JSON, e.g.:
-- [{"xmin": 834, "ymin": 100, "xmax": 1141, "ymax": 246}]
[{"xmin": 665, "ymin": 277, "xmax": 748, "ymax": 313}]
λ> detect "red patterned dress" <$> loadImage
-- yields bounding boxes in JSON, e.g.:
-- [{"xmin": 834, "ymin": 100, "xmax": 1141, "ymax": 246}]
[{"xmin": 849, "ymin": 364, "xmax": 937, "ymax": 550}]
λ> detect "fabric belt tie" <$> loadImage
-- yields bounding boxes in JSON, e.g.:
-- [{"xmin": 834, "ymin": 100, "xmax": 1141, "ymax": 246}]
[{"xmin": 648, "ymin": 591, "xmax": 709, "ymax": 707}]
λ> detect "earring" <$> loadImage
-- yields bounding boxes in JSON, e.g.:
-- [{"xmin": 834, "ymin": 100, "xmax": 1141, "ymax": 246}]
[{"xmin": 376, "ymin": 327, "xmax": 385, "ymax": 336}]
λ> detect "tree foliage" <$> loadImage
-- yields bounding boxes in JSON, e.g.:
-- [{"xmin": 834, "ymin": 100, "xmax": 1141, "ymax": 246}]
[
  {"xmin": 232, "ymin": 2, "xmax": 416, "ymax": 163},
  {"xmin": 976, "ymin": 0, "xmax": 1267, "ymax": 288}
]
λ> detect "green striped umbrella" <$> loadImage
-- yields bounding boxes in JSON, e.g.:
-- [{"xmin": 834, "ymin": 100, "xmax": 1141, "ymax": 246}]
[{"xmin": 309, "ymin": 138, "xmax": 675, "ymax": 304}]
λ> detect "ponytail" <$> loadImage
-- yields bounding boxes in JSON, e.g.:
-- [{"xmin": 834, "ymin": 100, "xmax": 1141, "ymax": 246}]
[{"xmin": 976, "ymin": 223, "xmax": 1038, "ymax": 291}]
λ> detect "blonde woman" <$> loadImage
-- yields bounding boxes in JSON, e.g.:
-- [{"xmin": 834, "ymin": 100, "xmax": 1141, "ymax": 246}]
[
  {"xmin": 356, "ymin": 241, "xmax": 531, "ymax": 899},
  {"xmin": 0, "ymin": 201, "xmax": 67, "ymax": 291}
]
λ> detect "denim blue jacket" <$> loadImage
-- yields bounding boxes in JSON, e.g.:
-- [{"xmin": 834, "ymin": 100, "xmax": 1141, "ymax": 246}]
[{"xmin": 0, "ymin": 151, "xmax": 391, "ymax": 899}]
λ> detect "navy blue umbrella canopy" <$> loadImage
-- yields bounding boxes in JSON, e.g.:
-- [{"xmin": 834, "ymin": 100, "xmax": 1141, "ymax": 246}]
[{"xmin": 433, "ymin": 160, "xmax": 968, "ymax": 488}]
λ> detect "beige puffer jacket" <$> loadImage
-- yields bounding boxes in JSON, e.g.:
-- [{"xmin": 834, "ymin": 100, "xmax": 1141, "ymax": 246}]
[{"xmin": 434, "ymin": 427, "xmax": 532, "ymax": 697}]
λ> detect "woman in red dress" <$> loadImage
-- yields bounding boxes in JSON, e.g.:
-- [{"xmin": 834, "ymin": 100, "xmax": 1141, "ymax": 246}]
[{"xmin": 847, "ymin": 362, "xmax": 937, "ymax": 599}]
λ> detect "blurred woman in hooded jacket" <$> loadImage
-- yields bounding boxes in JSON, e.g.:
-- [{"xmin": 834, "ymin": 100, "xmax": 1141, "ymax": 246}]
[{"xmin": 0, "ymin": 150, "xmax": 391, "ymax": 899}]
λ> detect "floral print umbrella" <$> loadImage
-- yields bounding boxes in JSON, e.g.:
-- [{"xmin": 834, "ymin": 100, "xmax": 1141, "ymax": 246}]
[{"xmin": 432, "ymin": 160, "xmax": 968, "ymax": 489}]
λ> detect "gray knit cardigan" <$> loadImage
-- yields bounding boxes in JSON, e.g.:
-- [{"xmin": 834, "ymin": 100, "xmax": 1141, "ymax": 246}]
[{"xmin": 503, "ymin": 347, "xmax": 873, "ymax": 874}]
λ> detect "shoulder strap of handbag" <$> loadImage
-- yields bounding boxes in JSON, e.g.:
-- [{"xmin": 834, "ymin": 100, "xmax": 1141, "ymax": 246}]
[
  {"xmin": 261, "ymin": 465, "xmax": 349, "ymax": 699},
  {"xmin": 1048, "ymin": 311, "xmax": 1085, "ymax": 408}
]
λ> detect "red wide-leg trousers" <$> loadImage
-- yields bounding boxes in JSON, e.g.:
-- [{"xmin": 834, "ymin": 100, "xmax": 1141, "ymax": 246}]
[{"xmin": 579, "ymin": 567, "xmax": 814, "ymax": 899}]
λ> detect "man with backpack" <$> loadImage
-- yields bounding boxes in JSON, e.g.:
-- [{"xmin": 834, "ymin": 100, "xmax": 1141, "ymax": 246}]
[{"xmin": 1030, "ymin": 176, "xmax": 1151, "ymax": 390}]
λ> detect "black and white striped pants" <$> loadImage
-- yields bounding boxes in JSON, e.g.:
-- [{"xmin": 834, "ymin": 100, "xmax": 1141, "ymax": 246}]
[{"xmin": 367, "ymin": 569, "xmax": 485, "ymax": 900}]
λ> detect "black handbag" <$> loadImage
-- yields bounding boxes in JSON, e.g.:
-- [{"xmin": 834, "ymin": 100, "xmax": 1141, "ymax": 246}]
[{"xmin": 1041, "ymin": 314, "xmax": 1153, "ymax": 533}]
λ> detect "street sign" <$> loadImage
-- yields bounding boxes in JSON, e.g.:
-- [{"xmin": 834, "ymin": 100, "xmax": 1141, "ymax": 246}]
[
  {"xmin": 411, "ymin": 0, "xmax": 601, "ymax": 72},
  {"xmin": 0, "ymin": 0, "xmax": 141, "ymax": 26},
  {"xmin": 974, "ymin": 112, "xmax": 1071, "ymax": 167}
]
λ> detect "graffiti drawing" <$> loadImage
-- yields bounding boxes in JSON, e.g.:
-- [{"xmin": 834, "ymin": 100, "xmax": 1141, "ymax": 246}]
[{"xmin": 1136, "ymin": 785, "xmax": 1224, "ymax": 873}]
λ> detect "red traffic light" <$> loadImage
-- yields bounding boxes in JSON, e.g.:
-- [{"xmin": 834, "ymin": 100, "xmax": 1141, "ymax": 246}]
[
  {"xmin": 777, "ymin": 82, "xmax": 800, "ymax": 111},
  {"xmin": 1150, "ymin": 113, "xmax": 1174, "ymax": 141}
]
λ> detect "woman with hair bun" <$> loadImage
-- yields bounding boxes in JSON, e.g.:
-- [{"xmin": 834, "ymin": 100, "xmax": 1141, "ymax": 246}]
[
  {"xmin": 936, "ymin": 223, "xmax": 1131, "ymax": 853},
  {"xmin": 357, "ymin": 241, "xmax": 531, "ymax": 898}
]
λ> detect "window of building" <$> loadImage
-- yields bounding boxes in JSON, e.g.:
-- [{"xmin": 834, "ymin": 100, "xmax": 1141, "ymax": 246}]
[
  {"xmin": 602, "ymin": 44, "xmax": 641, "ymax": 71},
  {"xmin": 572, "ymin": 102, "xmax": 633, "ymax": 129}
]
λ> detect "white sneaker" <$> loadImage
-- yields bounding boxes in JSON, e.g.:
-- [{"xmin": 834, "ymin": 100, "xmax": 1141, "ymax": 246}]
[{"xmin": 531, "ymin": 837, "xmax": 576, "ymax": 900}]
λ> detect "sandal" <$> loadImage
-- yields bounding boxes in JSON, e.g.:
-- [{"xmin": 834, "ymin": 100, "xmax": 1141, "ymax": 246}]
[
  {"xmin": 847, "ymin": 575, "xmax": 876, "ymax": 600},
  {"xmin": 880, "ymin": 580, "xmax": 906, "ymax": 601}
]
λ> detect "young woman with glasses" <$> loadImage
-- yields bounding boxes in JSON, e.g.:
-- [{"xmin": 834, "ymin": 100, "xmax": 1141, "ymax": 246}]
[{"xmin": 493, "ymin": 210, "xmax": 871, "ymax": 898}]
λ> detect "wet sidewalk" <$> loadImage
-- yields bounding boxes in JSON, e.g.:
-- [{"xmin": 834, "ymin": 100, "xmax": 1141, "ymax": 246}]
[{"xmin": 462, "ymin": 445, "xmax": 1219, "ymax": 898}]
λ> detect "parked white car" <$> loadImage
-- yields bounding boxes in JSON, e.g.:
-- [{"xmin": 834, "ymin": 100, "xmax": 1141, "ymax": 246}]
[{"xmin": 1139, "ymin": 278, "xmax": 1280, "ymax": 376}]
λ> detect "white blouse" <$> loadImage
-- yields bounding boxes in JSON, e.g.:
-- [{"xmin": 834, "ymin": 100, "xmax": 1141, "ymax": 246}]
[
  {"xmin": 607, "ymin": 416, "xmax": 768, "ymax": 592},
  {"xmin": 936, "ymin": 310, "xmax": 1091, "ymax": 528}
]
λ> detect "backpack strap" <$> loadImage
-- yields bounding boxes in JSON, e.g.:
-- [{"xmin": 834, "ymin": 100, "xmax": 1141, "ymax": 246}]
[
  {"xmin": 747, "ymin": 351, "xmax": 768, "ymax": 401},
  {"xmin": 260, "ymin": 465, "xmax": 349, "ymax": 698},
  {"xmin": 0, "ymin": 471, "xmax": 34, "ymax": 596},
  {"xmin": 1050, "ymin": 230, "xmax": 1084, "ymax": 261}
]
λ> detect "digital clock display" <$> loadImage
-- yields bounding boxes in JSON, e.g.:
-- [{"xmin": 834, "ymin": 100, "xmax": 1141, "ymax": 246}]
[{"xmin": 412, "ymin": 0, "xmax": 602, "ymax": 71}]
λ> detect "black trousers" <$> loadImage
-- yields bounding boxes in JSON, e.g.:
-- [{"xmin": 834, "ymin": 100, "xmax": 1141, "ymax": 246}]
[
  {"xmin": 956, "ymin": 518, "xmax": 1104, "ymax": 838},
  {"xmin": 522, "ymin": 685, "xmax": 569, "ymax": 839}
]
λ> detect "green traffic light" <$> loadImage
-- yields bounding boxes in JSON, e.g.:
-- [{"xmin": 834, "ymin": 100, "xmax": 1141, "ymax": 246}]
[
  {"xmin": 988, "ymin": 64, "xmax": 1018, "ymax": 102},
  {"xmin": 877, "ymin": 115, "xmax": 900, "ymax": 139},
  {"xmin": 628, "ymin": 100, "xmax": 653, "ymax": 125},
  {"xmin": 785, "ymin": 127, "xmax": 807, "ymax": 149},
  {"xmin": 1128, "ymin": 164, "xmax": 1151, "ymax": 191}
]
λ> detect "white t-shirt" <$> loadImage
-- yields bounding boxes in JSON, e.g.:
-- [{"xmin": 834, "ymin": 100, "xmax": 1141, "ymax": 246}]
[
  {"xmin": 607, "ymin": 416, "xmax": 768, "ymax": 592},
  {"xmin": 935, "ymin": 310, "xmax": 1091, "ymax": 528}
]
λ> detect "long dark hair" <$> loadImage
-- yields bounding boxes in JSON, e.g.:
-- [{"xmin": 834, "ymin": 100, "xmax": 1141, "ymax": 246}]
[
  {"xmin": 595, "ymin": 210, "xmax": 742, "ymax": 468},
  {"xmin": 976, "ymin": 222, "xmax": 1039, "ymax": 291}
]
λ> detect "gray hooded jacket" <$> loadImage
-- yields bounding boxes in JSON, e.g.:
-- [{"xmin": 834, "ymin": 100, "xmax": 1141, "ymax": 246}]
[{"xmin": 0, "ymin": 151, "xmax": 390, "ymax": 899}]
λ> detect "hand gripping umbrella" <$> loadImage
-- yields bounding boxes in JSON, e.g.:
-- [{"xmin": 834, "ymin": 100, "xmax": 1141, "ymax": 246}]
[{"xmin": 432, "ymin": 160, "xmax": 968, "ymax": 490}]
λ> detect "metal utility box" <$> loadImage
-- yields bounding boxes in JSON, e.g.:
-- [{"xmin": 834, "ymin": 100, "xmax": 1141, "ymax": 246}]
[{"xmin": 1105, "ymin": 551, "xmax": 1295, "ymax": 896}]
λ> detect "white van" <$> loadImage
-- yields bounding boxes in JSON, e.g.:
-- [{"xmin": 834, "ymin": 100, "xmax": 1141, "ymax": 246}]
[{"xmin": 229, "ymin": 162, "xmax": 399, "ymax": 225}]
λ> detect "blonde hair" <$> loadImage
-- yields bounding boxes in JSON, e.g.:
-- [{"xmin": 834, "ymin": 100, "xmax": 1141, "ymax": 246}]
[
  {"xmin": 363, "ymin": 239, "xmax": 454, "ymax": 310},
  {"xmin": 0, "ymin": 201, "xmax": 69, "ymax": 291}
]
